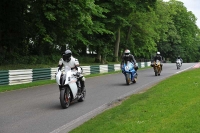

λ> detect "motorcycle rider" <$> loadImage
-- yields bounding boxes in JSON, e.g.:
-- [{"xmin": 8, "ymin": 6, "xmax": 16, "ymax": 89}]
[
  {"xmin": 152, "ymin": 51, "xmax": 163, "ymax": 70},
  {"xmin": 57, "ymin": 49, "xmax": 85, "ymax": 93},
  {"xmin": 176, "ymin": 56, "xmax": 183, "ymax": 66},
  {"xmin": 120, "ymin": 49, "xmax": 138, "ymax": 77}
]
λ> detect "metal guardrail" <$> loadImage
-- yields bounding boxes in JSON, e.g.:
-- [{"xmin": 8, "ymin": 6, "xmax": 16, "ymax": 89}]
[
  {"xmin": 0, "ymin": 62, "xmax": 150, "ymax": 86},
  {"xmin": 9, "ymin": 69, "xmax": 32, "ymax": 85},
  {"xmin": 0, "ymin": 70, "xmax": 9, "ymax": 85}
]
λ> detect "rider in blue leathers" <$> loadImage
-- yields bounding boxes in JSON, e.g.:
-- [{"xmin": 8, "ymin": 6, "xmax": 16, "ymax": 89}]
[{"xmin": 120, "ymin": 49, "xmax": 138, "ymax": 78}]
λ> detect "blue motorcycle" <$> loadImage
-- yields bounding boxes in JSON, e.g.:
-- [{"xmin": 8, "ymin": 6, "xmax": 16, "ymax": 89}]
[{"xmin": 121, "ymin": 61, "xmax": 137, "ymax": 85}]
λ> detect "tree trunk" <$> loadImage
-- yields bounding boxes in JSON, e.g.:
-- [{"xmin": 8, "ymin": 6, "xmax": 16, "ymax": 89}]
[
  {"xmin": 126, "ymin": 26, "xmax": 132, "ymax": 45},
  {"xmin": 101, "ymin": 56, "xmax": 105, "ymax": 64},
  {"xmin": 101, "ymin": 46, "xmax": 106, "ymax": 64},
  {"xmin": 114, "ymin": 27, "xmax": 120, "ymax": 62},
  {"xmin": 95, "ymin": 46, "xmax": 101, "ymax": 63}
]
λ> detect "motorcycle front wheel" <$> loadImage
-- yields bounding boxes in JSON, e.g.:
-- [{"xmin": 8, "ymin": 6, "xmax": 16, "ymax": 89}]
[
  {"xmin": 155, "ymin": 67, "xmax": 158, "ymax": 76},
  {"xmin": 60, "ymin": 87, "xmax": 71, "ymax": 109},
  {"xmin": 177, "ymin": 63, "xmax": 180, "ymax": 69},
  {"xmin": 125, "ymin": 73, "xmax": 131, "ymax": 85}
]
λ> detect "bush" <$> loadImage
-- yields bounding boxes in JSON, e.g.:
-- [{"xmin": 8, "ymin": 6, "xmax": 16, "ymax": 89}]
[
  {"xmin": 29, "ymin": 56, "xmax": 37, "ymax": 64},
  {"xmin": 78, "ymin": 56, "xmax": 95, "ymax": 64}
]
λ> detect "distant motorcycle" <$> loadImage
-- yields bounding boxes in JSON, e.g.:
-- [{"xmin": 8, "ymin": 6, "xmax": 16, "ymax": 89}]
[
  {"xmin": 121, "ymin": 61, "xmax": 137, "ymax": 85},
  {"xmin": 176, "ymin": 59, "xmax": 181, "ymax": 69},
  {"xmin": 153, "ymin": 60, "xmax": 162, "ymax": 76},
  {"xmin": 56, "ymin": 68, "xmax": 86, "ymax": 109}
]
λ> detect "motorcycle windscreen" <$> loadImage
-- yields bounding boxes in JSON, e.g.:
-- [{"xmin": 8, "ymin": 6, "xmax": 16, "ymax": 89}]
[
  {"xmin": 155, "ymin": 60, "xmax": 161, "ymax": 66},
  {"xmin": 176, "ymin": 59, "xmax": 181, "ymax": 63},
  {"xmin": 69, "ymin": 82, "xmax": 78, "ymax": 98},
  {"xmin": 124, "ymin": 62, "xmax": 134, "ymax": 72}
]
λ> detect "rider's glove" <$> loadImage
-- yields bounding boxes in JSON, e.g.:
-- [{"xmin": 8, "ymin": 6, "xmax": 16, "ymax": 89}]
[
  {"xmin": 134, "ymin": 65, "xmax": 138, "ymax": 70},
  {"xmin": 76, "ymin": 72, "xmax": 80, "ymax": 77},
  {"xmin": 55, "ymin": 67, "xmax": 60, "ymax": 76}
]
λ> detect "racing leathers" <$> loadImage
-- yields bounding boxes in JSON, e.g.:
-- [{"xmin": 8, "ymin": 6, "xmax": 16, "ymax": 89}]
[
  {"xmin": 153, "ymin": 55, "xmax": 163, "ymax": 70},
  {"xmin": 121, "ymin": 54, "xmax": 138, "ymax": 76},
  {"xmin": 57, "ymin": 56, "xmax": 85, "ymax": 93}
]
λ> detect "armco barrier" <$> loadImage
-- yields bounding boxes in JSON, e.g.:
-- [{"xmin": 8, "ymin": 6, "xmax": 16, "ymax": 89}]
[
  {"xmin": 0, "ymin": 70, "xmax": 9, "ymax": 85},
  {"xmin": 9, "ymin": 69, "xmax": 32, "ymax": 85},
  {"xmin": 0, "ymin": 62, "xmax": 150, "ymax": 86},
  {"xmin": 33, "ymin": 68, "xmax": 51, "ymax": 81}
]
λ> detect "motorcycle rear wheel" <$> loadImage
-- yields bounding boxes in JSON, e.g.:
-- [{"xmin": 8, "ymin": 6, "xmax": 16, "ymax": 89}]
[{"xmin": 60, "ymin": 87, "xmax": 71, "ymax": 109}]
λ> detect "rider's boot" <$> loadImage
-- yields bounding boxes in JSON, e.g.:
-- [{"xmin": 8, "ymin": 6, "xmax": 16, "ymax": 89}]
[
  {"xmin": 76, "ymin": 81, "xmax": 81, "ymax": 93},
  {"xmin": 80, "ymin": 77, "xmax": 85, "ymax": 93},
  {"xmin": 136, "ymin": 71, "xmax": 138, "ymax": 78}
]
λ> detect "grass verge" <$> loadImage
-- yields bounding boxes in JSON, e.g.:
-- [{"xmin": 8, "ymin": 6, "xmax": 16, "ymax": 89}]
[{"xmin": 69, "ymin": 68, "xmax": 200, "ymax": 133}]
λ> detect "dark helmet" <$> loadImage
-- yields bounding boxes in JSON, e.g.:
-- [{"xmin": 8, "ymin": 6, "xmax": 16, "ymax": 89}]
[
  {"xmin": 124, "ymin": 49, "xmax": 130, "ymax": 57},
  {"xmin": 177, "ymin": 55, "xmax": 180, "ymax": 59},
  {"xmin": 63, "ymin": 50, "xmax": 72, "ymax": 62}
]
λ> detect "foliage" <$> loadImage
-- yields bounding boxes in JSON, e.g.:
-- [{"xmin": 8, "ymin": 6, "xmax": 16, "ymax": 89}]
[
  {"xmin": 0, "ymin": 0, "xmax": 200, "ymax": 64},
  {"xmin": 157, "ymin": 0, "xmax": 200, "ymax": 62}
]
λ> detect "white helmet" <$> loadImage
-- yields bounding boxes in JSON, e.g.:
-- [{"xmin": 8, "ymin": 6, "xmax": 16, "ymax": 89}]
[
  {"xmin": 124, "ymin": 49, "xmax": 130, "ymax": 57},
  {"xmin": 156, "ymin": 51, "xmax": 160, "ymax": 55}
]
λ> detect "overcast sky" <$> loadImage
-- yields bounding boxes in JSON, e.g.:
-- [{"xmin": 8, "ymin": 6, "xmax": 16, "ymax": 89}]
[{"xmin": 163, "ymin": 0, "xmax": 200, "ymax": 28}]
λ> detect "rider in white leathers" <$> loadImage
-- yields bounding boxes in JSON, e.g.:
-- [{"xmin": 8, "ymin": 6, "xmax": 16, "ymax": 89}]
[
  {"xmin": 176, "ymin": 56, "xmax": 183, "ymax": 66},
  {"xmin": 57, "ymin": 49, "xmax": 85, "ymax": 92}
]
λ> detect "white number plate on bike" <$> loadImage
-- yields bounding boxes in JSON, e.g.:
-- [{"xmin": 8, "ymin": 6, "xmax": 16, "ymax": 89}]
[{"xmin": 125, "ymin": 66, "xmax": 129, "ymax": 71}]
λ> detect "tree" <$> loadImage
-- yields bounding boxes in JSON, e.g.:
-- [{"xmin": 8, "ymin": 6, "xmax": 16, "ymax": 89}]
[{"xmin": 160, "ymin": 0, "xmax": 199, "ymax": 62}]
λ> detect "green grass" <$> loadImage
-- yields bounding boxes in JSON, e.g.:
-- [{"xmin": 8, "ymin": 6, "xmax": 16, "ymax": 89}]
[{"xmin": 69, "ymin": 68, "xmax": 200, "ymax": 133}]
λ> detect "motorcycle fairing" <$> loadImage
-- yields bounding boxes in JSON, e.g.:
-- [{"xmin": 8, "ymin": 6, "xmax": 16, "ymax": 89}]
[
  {"xmin": 122, "ymin": 61, "xmax": 136, "ymax": 81},
  {"xmin": 176, "ymin": 59, "xmax": 181, "ymax": 64},
  {"xmin": 64, "ymin": 70, "xmax": 78, "ymax": 99},
  {"xmin": 155, "ymin": 60, "xmax": 160, "ymax": 66},
  {"xmin": 69, "ymin": 82, "xmax": 78, "ymax": 99},
  {"xmin": 56, "ymin": 70, "xmax": 62, "ymax": 85}
]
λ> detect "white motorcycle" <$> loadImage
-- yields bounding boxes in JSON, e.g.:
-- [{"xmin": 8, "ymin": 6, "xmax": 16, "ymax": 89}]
[
  {"xmin": 176, "ymin": 59, "xmax": 181, "ymax": 69},
  {"xmin": 56, "ymin": 67, "xmax": 86, "ymax": 109}
]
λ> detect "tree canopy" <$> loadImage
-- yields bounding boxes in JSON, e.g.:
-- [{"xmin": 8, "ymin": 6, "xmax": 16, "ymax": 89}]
[{"xmin": 0, "ymin": 0, "xmax": 199, "ymax": 65}]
